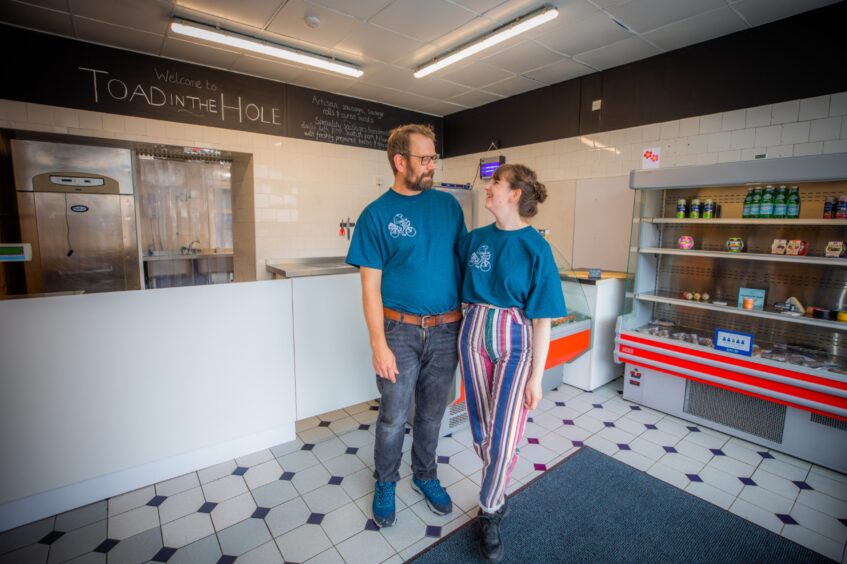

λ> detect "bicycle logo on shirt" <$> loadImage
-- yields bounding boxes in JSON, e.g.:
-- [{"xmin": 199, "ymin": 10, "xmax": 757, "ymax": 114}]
[
  {"xmin": 387, "ymin": 214, "xmax": 417, "ymax": 238},
  {"xmin": 469, "ymin": 245, "xmax": 492, "ymax": 272}
]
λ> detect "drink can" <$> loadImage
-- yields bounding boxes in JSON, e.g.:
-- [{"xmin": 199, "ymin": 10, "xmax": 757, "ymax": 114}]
[
  {"xmin": 689, "ymin": 198, "xmax": 701, "ymax": 219},
  {"xmin": 702, "ymin": 198, "xmax": 714, "ymax": 219},
  {"xmin": 824, "ymin": 196, "xmax": 835, "ymax": 219},
  {"xmin": 676, "ymin": 199, "xmax": 686, "ymax": 219}
]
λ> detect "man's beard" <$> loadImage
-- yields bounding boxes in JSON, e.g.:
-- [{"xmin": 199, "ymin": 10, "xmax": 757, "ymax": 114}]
[{"xmin": 406, "ymin": 170, "xmax": 434, "ymax": 192}]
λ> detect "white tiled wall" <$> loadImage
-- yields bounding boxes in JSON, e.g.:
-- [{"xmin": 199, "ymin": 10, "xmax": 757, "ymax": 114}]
[
  {"xmin": 3, "ymin": 91, "xmax": 846, "ymax": 279},
  {"xmin": 441, "ymin": 91, "xmax": 847, "ymax": 266}
]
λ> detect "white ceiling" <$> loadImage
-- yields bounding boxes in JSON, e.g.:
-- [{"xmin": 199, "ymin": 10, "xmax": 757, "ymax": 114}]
[{"xmin": 0, "ymin": 0, "xmax": 839, "ymax": 116}]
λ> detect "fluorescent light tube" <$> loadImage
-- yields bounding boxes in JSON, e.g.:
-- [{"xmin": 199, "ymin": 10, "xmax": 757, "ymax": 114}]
[
  {"xmin": 414, "ymin": 6, "xmax": 559, "ymax": 78},
  {"xmin": 171, "ymin": 21, "xmax": 364, "ymax": 78}
]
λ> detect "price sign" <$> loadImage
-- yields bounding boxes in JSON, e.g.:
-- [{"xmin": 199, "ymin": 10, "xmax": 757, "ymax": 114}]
[{"xmin": 714, "ymin": 329, "xmax": 754, "ymax": 356}]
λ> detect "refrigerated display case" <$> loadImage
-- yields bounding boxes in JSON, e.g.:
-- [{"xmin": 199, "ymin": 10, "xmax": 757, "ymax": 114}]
[{"xmin": 615, "ymin": 153, "xmax": 847, "ymax": 473}]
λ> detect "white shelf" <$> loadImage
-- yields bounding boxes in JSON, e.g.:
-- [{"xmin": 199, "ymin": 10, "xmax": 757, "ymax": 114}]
[
  {"xmin": 639, "ymin": 247, "xmax": 847, "ymax": 266},
  {"xmin": 636, "ymin": 292, "xmax": 847, "ymax": 331},
  {"xmin": 644, "ymin": 218, "xmax": 847, "ymax": 226}
]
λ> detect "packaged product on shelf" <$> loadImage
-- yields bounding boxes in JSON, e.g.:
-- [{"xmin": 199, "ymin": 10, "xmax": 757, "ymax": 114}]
[
  {"xmin": 823, "ymin": 196, "xmax": 836, "ymax": 219},
  {"xmin": 825, "ymin": 241, "xmax": 846, "ymax": 257},
  {"xmin": 786, "ymin": 186, "xmax": 800, "ymax": 218},
  {"xmin": 759, "ymin": 185, "xmax": 775, "ymax": 217},
  {"xmin": 678, "ymin": 235, "xmax": 695, "ymax": 250},
  {"xmin": 750, "ymin": 186, "xmax": 763, "ymax": 217},
  {"xmin": 837, "ymin": 195, "xmax": 847, "ymax": 219},
  {"xmin": 773, "ymin": 186, "xmax": 787, "ymax": 218},
  {"xmin": 698, "ymin": 337, "xmax": 714, "ymax": 348},
  {"xmin": 676, "ymin": 198, "xmax": 686, "ymax": 219},
  {"xmin": 726, "ymin": 237, "xmax": 744, "ymax": 252},
  {"xmin": 742, "ymin": 187, "xmax": 753, "ymax": 218},
  {"xmin": 786, "ymin": 239, "xmax": 808, "ymax": 256},
  {"xmin": 689, "ymin": 198, "xmax": 701, "ymax": 219},
  {"xmin": 702, "ymin": 199, "xmax": 714, "ymax": 219},
  {"xmin": 771, "ymin": 239, "xmax": 787, "ymax": 254}
]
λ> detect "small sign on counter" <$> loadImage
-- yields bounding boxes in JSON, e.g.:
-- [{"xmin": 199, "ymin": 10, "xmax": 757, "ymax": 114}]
[{"xmin": 715, "ymin": 328, "xmax": 754, "ymax": 356}]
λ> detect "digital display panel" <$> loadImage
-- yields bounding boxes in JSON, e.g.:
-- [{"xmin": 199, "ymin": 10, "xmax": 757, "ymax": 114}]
[{"xmin": 0, "ymin": 246, "xmax": 24, "ymax": 256}]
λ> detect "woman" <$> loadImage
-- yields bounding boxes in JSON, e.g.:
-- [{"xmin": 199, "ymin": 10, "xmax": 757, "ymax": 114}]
[{"xmin": 458, "ymin": 164, "xmax": 566, "ymax": 562}]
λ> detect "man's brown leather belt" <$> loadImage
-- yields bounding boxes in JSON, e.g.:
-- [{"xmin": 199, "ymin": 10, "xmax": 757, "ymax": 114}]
[{"xmin": 383, "ymin": 307, "xmax": 462, "ymax": 328}]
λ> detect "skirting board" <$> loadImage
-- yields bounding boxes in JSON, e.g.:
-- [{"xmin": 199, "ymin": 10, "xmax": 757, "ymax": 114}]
[{"xmin": 0, "ymin": 423, "xmax": 296, "ymax": 533}]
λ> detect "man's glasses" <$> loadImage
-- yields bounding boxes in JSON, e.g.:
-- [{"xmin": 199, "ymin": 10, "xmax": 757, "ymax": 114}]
[{"xmin": 402, "ymin": 153, "xmax": 440, "ymax": 166}]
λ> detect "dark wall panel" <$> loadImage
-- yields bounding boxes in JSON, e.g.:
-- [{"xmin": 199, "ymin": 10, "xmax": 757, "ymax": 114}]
[{"xmin": 446, "ymin": 1, "xmax": 847, "ymax": 157}]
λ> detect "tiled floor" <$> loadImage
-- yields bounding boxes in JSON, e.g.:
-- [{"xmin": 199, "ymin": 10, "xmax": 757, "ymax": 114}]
[{"xmin": 2, "ymin": 378, "xmax": 846, "ymax": 563}]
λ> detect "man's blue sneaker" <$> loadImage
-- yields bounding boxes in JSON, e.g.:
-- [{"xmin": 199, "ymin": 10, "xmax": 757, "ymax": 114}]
[
  {"xmin": 411, "ymin": 477, "xmax": 453, "ymax": 515},
  {"xmin": 372, "ymin": 481, "xmax": 396, "ymax": 527}
]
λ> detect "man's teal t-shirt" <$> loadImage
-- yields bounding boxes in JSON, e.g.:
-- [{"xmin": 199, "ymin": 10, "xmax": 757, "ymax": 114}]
[
  {"xmin": 459, "ymin": 224, "xmax": 567, "ymax": 319},
  {"xmin": 346, "ymin": 188, "xmax": 467, "ymax": 315}
]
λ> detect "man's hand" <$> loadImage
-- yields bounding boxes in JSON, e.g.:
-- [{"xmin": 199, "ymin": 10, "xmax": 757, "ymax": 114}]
[
  {"xmin": 373, "ymin": 341, "xmax": 399, "ymax": 383},
  {"xmin": 525, "ymin": 377, "xmax": 543, "ymax": 410}
]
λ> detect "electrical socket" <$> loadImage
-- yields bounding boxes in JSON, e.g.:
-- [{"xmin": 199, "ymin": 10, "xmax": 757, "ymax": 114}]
[{"xmin": 591, "ymin": 99, "xmax": 602, "ymax": 111}]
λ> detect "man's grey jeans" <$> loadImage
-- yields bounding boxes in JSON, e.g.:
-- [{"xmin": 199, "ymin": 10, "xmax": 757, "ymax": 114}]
[{"xmin": 373, "ymin": 318, "xmax": 460, "ymax": 483}]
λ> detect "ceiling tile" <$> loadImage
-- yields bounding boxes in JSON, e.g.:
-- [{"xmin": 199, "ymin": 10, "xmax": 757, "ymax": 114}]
[
  {"xmin": 303, "ymin": 0, "xmax": 394, "ymax": 21},
  {"xmin": 0, "ymin": 1, "xmax": 74, "ymax": 35},
  {"xmin": 534, "ymin": 9, "xmax": 631, "ymax": 55},
  {"xmin": 71, "ymin": 0, "xmax": 173, "ymax": 34},
  {"xmin": 479, "ymin": 0, "xmax": 548, "ymax": 27},
  {"xmin": 522, "ymin": 57, "xmax": 593, "ymax": 83},
  {"xmin": 419, "ymin": 98, "xmax": 468, "ymax": 116},
  {"xmin": 16, "ymin": 0, "xmax": 69, "ymax": 10},
  {"xmin": 291, "ymin": 68, "xmax": 355, "ymax": 94},
  {"xmin": 406, "ymin": 78, "xmax": 470, "ymax": 99},
  {"xmin": 340, "ymin": 81, "xmax": 403, "ymax": 105},
  {"xmin": 447, "ymin": 89, "xmax": 504, "ymax": 108},
  {"xmin": 730, "ymin": 0, "xmax": 839, "ymax": 27},
  {"xmin": 643, "ymin": 6, "xmax": 747, "ymax": 51},
  {"xmin": 369, "ymin": 0, "xmax": 477, "ymax": 43},
  {"xmin": 449, "ymin": 0, "xmax": 509, "ymax": 16},
  {"xmin": 440, "ymin": 61, "xmax": 513, "ymax": 88},
  {"xmin": 175, "ymin": 0, "xmax": 284, "ymax": 29},
  {"xmin": 382, "ymin": 90, "xmax": 442, "ymax": 113},
  {"xmin": 74, "ymin": 16, "xmax": 164, "ymax": 54},
  {"xmin": 335, "ymin": 21, "xmax": 424, "ymax": 65},
  {"xmin": 361, "ymin": 63, "xmax": 418, "ymax": 91},
  {"xmin": 574, "ymin": 35, "xmax": 661, "ymax": 70},
  {"xmin": 520, "ymin": 0, "xmax": 598, "ymax": 40},
  {"xmin": 266, "ymin": 0, "xmax": 357, "ymax": 50},
  {"xmin": 482, "ymin": 74, "xmax": 545, "ymax": 97},
  {"xmin": 605, "ymin": 0, "xmax": 726, "ymax": 34},
  {"xmin": 229, "ymin": 54, "xmax": 305, "ymax": 84},
  {"xmin": 480, "ymin": 40, "xmax": 562, "ymax": 74},
  {"xmin": 161, "ymin": 36, "xmax": 242, "ymax": 69}
]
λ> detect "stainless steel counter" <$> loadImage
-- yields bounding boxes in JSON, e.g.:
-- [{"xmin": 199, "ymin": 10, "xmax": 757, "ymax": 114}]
[
  {"xmin": 143, "ymin": 252, "xmax": 233, "ymax": 262},
  {"xmin": 266, "ymin": 257, "xmax": 357, "ymax": 278}
]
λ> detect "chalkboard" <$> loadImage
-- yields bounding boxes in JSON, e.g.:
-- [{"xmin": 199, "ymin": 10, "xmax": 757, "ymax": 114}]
[
  {"xmin": 286, "ymin": 85, "xmax": 443, "ymax": 152},
  {"xmin": 0, "ymin": 24, "xmax": 444, "ymax": 150}
]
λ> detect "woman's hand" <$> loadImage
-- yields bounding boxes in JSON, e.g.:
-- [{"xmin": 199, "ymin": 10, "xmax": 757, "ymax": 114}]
[{"xmin": 525, "ymin": 377, "xmax": 543, "ymax": 410}]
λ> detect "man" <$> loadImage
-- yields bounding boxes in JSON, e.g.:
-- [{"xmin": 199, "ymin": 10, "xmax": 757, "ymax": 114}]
[{"xmin": 346, "ymin": 124, "xmax": 466, "ymax": 527}]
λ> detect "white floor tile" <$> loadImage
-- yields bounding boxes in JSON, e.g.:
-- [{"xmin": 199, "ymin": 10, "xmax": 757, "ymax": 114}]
[
  {"xmin": 806, "ymin": 471, "xmax": 847, "ymax": 502},
  {"xmin": 611, "ymin": 414, "xmax": 649, "ymax": 437},
  {"xmin": 238, "ymin": 540, "xmax": 285, "ymax": 564},
  {"xmin": 43, "ymin": 520, "xmax": 105, "ymax": 564},
  {"xmin": 706, "ymin": 454, "xmax": 757, "ymax": 479},
  {"xmin": 251, "ymin": 479, "xmax": 300, "ymax": 509},
  {"xmin": 299, "ymin": 426, "xmax": 336, "ymax": 445},
  {"xmin": 320, "ymin": 409, "xmax": 351, "ymax": 422},
  {"xmin": 244, "ymin": 459, "xmax": 284, "ymax": 490},
  {"xmin": 0, "ymin": 517, "xmax": 54, "ymax": 555},
  {"xmin": 323, "ymin": 453, "xmax": 367, "ymax": 478},
  {"xmin": 750, "ymin": 467, "xmax": 802, "ymax": 500},
  {"xmin": 302, "ymin": 484, "xmax": 352, "ymax": 514},
  {"xmin": 584, "ymin": 435, "xmax": 618, "ymax": 456},
  {"xmin": 305, "ymin": 547, "xmax": 345, "ymax": 564},
  {"xmin": 768, "ymin": 450, "xmax": 812, "ymax": 471},
  {"xmin": 107, "ymin": 486, "xmax": 155, "ymax": 516},
  {"xmin": 0, "ymin": 543, "xmax": 48, "ymax": 564},
  {"xmin": 341, "ymin": 469, "xmax": 375, "ymax": 501},
  {"xmin": 658, "ymin": 452, "xmax": 705, "ymax": 475},
  {"xmin": 54, "ymin": 502, "xmax": 106, "ymax": 533},
  {"xmin": 699, "ymin": 465, "xmax": 743, "ymax": 497},
  {"xmin": 446, "ymin": 478, "xmax": 480, "ymax": 513},
  {"xmin": 531, "ymin": 412, "xmax": 564, "ymax": 431},
  {"xmin": 276, "ymin": 524, "xmax": 333, "ymax": 563},
  {"xmin": 328, "ymin": 416, "xmax": 361, "ymax": 436},
  {"xmin": 780, "ymin": 524, "xmax": 845, "ymax": 562},
  {"xmin": 107, "ymin": 505, "xmax": 159, "ymax": 540},
  {"xmin": 292, "ymin": 465, "xmax": 331, "ymax": 495},
  {"xmin": 790, "ymin": 502, "xmax": 847, "ymax": 544},
  {"xmin": 518, "ymin": 443, "xmax": 558, "ymax": 465},
  {"xmin": 338, "ymin": 430, "xmax": 376, "ymax": 449},
  {"xmin": 612, "ymin": 449, "xmax": 654, "ymax": 471},
  {"xmin": 628, "ymin": 437, "xmax": 666, "ymax": 462},
  {"xmin": 553, "ymin": 423, "xmax": 593, "ymax": 442},
  {"xmin": 686, "ymin": 482, "xmax": 735, "ymax": 510},
  {"xmin": 344, "ymin": 402, "xmax": 372, "ymax": 416},
  {"xmin": 351, "ymin": 410, "xmax": 379, "ymax": 425},
  {"xmin": 448, "ymin": 449, "xmax": 484, "ymax": 475},
  {"xmin": 295, "ymin": 417, "xmax": 320, "ymax": 432},
  {"xmin": 729, "ymin": 498, "xmax": 783, "ymax": 534},
  {"xmin": 573, "ymin": 413, "xmax": 605, "ymax": 433},
  {"xmin": 158, "ymin": 486, "xmax": 205, "ymax": 525},
  {"xmin": 265, "ymin": 497, "xmax": 310, "ymax": 538},
  {"xmin": 335, "ymin": 530, "xmax": 395, "ymax": 564},
  {"xmin": 435, "ymin": 437, "xmax": 466, "ymax": 457},
  {"xmin": 595, "ymin": 427, "xmax": 637, "ymax": 446},
  {"xmin": 320, "ymin": 502, "xmax": 367, "ymax": 545},
  {"xmin": 738, "ymin": 484, "xmax": 794, "ymax": 514},
  {"xmin": 674, "ymin": 438, "xmax": 715, "ymax": 464},
  {"xmin": 535, "ymin": 430, "xmax": 573, "ymax": 454},
  {"xmin": 270, "ymin": 439, "xmax": 303, "ymax": 458},
  {"xmin": 721, "ymin": 441, "xmax": 764, "ymax": 467},
  {"xmin": 211, "ymin": 492, "xmax": 256, "ymax": 532},
  {"xmin": 155, "ymin": 473, "xmax": 200, "ymax": 498},
  {"xmin": 236, "ymin": 449, "xmax": 275, "ymax": 468},
  {"xmin": 625, "ymin": 408, "xmax": 664, "ymax": 425},
  {"xmin": 654, "ymin": 417, "xmax": 690, "ymax": 437},
  {"xmin": 378, "ymin": 507, "xmax": 426, "ymax": 552},
  {"xmin": 202, "ymin": 475, "xmax": 248, "ymax": 503},
  {"xmin": 758, "ymin": 458, "xmax": 809, "ymax": 482},
  {"xmin": 161, "ymin": 513, "xmax": 214, "ymax": 548},
  {"xmin": 408, "ymin": 499, "xmax": 455, "ymax": 527},
  {"xmin": 796, "ymin": 489, "xmax": 847, "ymax": 519},
  {"xmin": 810, "ymin": 464, "xmax": 847, "ymax": 485},
  {"xmin": 639, "ymin": 429, "xmax": 684, "ymax": 448}
]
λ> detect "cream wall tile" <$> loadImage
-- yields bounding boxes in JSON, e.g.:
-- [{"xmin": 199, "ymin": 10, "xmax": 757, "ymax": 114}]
[
  {"xmin": 794, "ymin": 142, "xmax": 823, "ymax": 157},
  {"xmin": 799, "ymin": 95, "xmax": 830, "ymax": 121},
  {"xmin": 678, "ymin": 117, "xmax": 699, "ymax": 137},
  {"xmin": 707, "ymin": 131, "xmax": 731, "ymax": 152},
  {"xmin": 642, "ymin": 123, "xmax": 661, "ymax": 141},
  {"xmin": 0, "ymin": 100, "xmax": 28, "ymax": 121},
  {"xmin": 810, "ymin": 117, "xmax": 842, "ymax": 142},
  {"xmin": 754, "ymin": 125, "xmax": 782, "ymax": 147},
  {"xmin": 54, "ymin": 107, "xmax": 79, "ymax": 128},
  {"xmin": 781, "ymin": 121, "xmax": 810, "ymax": 144},
  {"xmin": 824, "ymin": 139, "xmax": 847, "ymax": 154},
  {"xmin": 101, "ymin": 114, "xmax": 126, "ymax": 133},
  {"xmin": 699, "ymin": 113, "xmax": 722, "ymax": 134},
  {"xmin": 717, "ymin": 150, "xmax": 740, "ymax": 163},
  {"xmin": 721, "ymin": 109, "xmax": 746, "ymax": 131},
  {"xmin": 766, "ymin": 145, "xmax": 793, "ymax": 158},
  {"xmin": 745, "ymin": 105, "xmax": 771, "ymax": 128},
  {"xmin": 741, "ymin": 148, "xmax": 764, "ymax": 160},
  {"xmin": 771, "ymin": 100, "xmax": 799, "ymax": 124},
  {"xmin": 830, "ymin": 92, "xmax": 847, "ymax": 116},
  {"xmin": 659, "ymin": 120, "xmax": 679, "ymax": 139}
]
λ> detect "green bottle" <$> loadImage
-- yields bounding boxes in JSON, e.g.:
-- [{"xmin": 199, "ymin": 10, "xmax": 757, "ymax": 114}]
[
  {"xmin": 773, "ymin": 185, "xmax": 787, "ymax": 218},
  {"xmin": 786, "ymin": 186, "xmax": 800, "ymax": 218},
  {"xmin": 750, "ymin": 187, "xmax": 763, "ymax": 218},
  {"xmin": 742, "ymin": 188, "xmax": 753, "ymax": 218},
  {"xmin": 759, "ymin": 185, "xmax": 775, "ymax": 218}
]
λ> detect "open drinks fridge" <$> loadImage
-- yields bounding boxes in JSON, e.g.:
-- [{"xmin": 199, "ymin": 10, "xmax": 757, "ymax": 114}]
[{"xmin": 615, "ymin": 153, "xmax": 847, "ymax": 473}]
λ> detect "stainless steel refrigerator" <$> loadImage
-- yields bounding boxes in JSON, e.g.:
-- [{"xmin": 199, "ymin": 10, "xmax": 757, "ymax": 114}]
[{"xmin": 12, "ymin": 140, "xmax": 141, "ymax": 295}]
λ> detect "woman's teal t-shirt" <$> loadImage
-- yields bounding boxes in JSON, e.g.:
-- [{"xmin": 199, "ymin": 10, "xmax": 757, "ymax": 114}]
[{"xmin": 459, "ymin": 224, "xmax": 566, "ymax": 319}]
